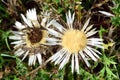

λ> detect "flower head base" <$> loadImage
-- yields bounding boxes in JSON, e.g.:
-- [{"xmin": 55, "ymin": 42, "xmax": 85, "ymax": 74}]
[
  {"xmin": 9, "ymin": 8, "xmax": 49, "ymax": 66},
  {"xmin": 25, "ymin": 28, "xmax": 47, "ymax": 48},
  {"xmin": 46, "ymin": 11, "xmax": 104, "ymax": 74}
]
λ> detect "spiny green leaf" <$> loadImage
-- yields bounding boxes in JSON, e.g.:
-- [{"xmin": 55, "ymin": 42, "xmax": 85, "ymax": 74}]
[
  {"xmin": 99, "ymin": 67, "xmax": 105, "ymax": 77},
  {"xmin": 106, "ymin": 66, "xmax": 117, "ymax": 78}
]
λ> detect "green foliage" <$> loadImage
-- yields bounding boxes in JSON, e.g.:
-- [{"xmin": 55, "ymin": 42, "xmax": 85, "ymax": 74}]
[
  {"xmin": 35, "ymin": 69, "xmax": 50, "ymax": 80},
  {"xmin": 111, "ymin": 16, "xmax": 120, "ymax": 26},
  {"xmin": 0, "ymin": 1, "xmax": 9, "ymax": 19},
  {"xmin": 98, "ymin": 54, "xmax": 118, "ymax": 80},
  {"xmin": 0, "ymin": 55, "xmax": 4, "ymax": 68},
  {"xmin": 82, "ymin": 0, "xmax": 94, "ymax": 10},
  {"xmin": 99, "ymin": 26, "xmax": 108, "ymax": 39},
  {"xmin": 114, "ymin": 0, "xmax": 120, "ymax": 4},
  {"xmin": 51, "ymin": 70, "xmax": 64, "ymax": 80},
  {"xmin": 79, "ymin": 68, "xmax": 97, "ymax": 80},
  {"xmin": 0, "ymin": 29, "xmax": 11, "ymax": 50},
  {"xmin": 111, "ymin": 1, "xmax": 120, "ymax": 26},
  {"xmin": 15, "ymin": 58, "xmax": 28, "ymax": 76},
  {"xmin": 0, "ymin": 54, "xmax": 16, "ymax": 79},
  {"xmin": 0, "ymin": 53, "xmax": 28, "ymax": 80}
]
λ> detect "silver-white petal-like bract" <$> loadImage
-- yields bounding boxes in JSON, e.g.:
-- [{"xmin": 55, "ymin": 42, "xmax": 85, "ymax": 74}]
[{"xmin": 98, "ymin": 11, "xmax": 114, "ymax": 17}]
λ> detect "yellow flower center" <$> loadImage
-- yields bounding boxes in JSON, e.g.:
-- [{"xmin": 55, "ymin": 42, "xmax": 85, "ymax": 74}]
[
  {"xmin": 25, "ymin": 28, "xmax": 47, "ymax": 48},
  {"xmin": 61, "ymin": 29, "xmax": 87, "ymax": 53}
]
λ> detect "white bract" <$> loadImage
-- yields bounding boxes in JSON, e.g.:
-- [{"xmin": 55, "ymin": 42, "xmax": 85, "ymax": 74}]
[{"xmin": 98, "ymin": 11, "xmax": 114, "ymax": 17}]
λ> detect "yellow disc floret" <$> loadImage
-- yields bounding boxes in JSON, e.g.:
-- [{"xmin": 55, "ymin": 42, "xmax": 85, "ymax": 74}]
[{"xmin": 61, "ymin": 29, "xmax": 87, "ymax": 53}]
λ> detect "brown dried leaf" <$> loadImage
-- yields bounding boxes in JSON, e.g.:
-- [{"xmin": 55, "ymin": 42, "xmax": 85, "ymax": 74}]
[{"xmin": 0, "ymin": 72, "xmax": 3, "ymax": 79}]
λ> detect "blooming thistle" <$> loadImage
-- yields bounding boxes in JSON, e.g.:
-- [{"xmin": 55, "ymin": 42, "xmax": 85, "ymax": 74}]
[
  {"xmin": 46, "ymin": 11, "xmax": 104, "ymax": 74},
  {"xmin": 9, "ymin": 8, "xmax": 50, "ymax": 66}
]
